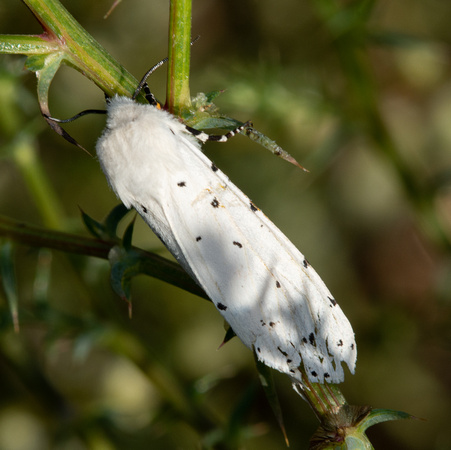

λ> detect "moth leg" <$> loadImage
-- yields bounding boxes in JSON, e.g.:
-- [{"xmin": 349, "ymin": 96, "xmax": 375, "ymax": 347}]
[
  {"xmin": 141, "ymin": 83, "xmax": 161, "ymax": 107},
  {"xmin": 186, "ymin": 121, "xmax": 253, "ymax": 143}
]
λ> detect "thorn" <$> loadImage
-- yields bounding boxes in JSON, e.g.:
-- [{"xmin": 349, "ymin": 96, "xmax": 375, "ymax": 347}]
[{"xmin": 104, "ymin": 0, "xmax": 122, "ymax": 19}]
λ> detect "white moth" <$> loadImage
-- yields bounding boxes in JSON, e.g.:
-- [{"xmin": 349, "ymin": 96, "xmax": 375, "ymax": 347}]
[{"xmin": 96, "ymin": 95, "xmax": 357, "ymax": 384}]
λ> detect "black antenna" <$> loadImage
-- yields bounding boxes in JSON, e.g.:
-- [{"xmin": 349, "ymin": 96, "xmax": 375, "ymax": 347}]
[
  {"xmin": 133, "ymin": 35, "xmax": 201, "ymax": 102},
  {"xmin": 133, "ymin": 58, "xmax": 168, "ymax": 101}
]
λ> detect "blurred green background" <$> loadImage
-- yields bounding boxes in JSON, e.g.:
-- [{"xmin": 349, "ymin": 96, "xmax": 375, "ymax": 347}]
[{"xmin": 1, "ymin": 0, "xmax": 451, "ymax": 448}]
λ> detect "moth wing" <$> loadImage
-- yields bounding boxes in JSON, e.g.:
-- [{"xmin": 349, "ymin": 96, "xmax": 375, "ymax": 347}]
[
  {"xmin": 150, "ymin": 136, "xmax": 356, "ymax": 384},
  {"xmin": 97, "ymin": 98, "xmax": 356, "ymax": 384}
]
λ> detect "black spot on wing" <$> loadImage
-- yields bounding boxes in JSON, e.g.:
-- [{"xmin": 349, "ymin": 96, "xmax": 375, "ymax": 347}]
[
  {"xmin": 250, "ymin": 202, "xmax": 258, "ymax": 212},
  {"xmin": 140, "ymin": 204, "xmax": 148, "ymax": 213},
  {"xmin": 328, "ymin": 296, "xmax": 337, "ymax": 307},
  {"xmin": 311, "ymin": 370, "xmax": 318, "ymax": 377},
  {"xmin": 233, "ymin": 241, "xmax": 242, "ymax": 248},
  {"xmin": 196, "ymin": 236, "xmax": 202, "ymax": 242},
  {"xmin": 177, "ymin": 181, "xmax": 187, "ymax": 187},
  {"xmin": 217, "ymin": 302, "xmax": 227, "ymax": 311},
  {"xmin": 276, "ymin": 281, "xmax": 281, "ymax": 288},
  {"xmin": 303, "ymin": 259, "xmax": 310, "ymax": 268},
  {"xmin": 211, "ymin": 198, "xmax": 220, "ymax": 208},
  {"xmin": 309, "ymin": 333, "xmax": 316, "ymax": 345},
  {"xmin": 211, "ymin": 162, "xmax": 218, "ymax": 172},
  {"xmin": 337, "ymin": 339, "xmax": 343, "ymax": 347}
]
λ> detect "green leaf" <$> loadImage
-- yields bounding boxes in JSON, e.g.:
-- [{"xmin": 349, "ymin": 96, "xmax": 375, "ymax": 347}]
[
  {"xmin": 309, "ymin": 405, "xmax": 415, "ymax": 449},
  {"xmin": 24, "ymin": 54, "xmax": 51, "ymax": 72},
  {"xmin": 192, "ymin": 116, "xmax": 243, "ymax": 131},
  {"xmin": 255, "ymin": 357, "xmax": 289, "ymax": 446},
  {"xmin": 32, "ymin": 51, "xmax": 86, "ymax": 149},
  {"xmin": 35, "ymin": 52, "xmax": 65, "ymax": 114},
  {"xmin": 122, "ymin": 216, "xmax": 135, "ymax": 251},
  {"xmin": 188, "ymin": 92, "xmax": 305, "ymax": 169},
  {"xmin": 81, "ymin": 204, "xmax": 130, "ymax": 240},
  {"xmin": 80, "ymin": 208, "xmax": 106, "ymax": 238},
  {"xmin": 245, "ymin": 126, "xmax": 307, "ymax": 170},
  {"xmin": 104, "ymin": 203, "xmax": 130, "ymax": 238},
  {"xmin": 204, "ymin": 90, "xmax": 224, "ymax": 103},
  {"xmin": 357, "ymin": 408, "xmax": 415, "ymax": 432},
  {"xmin": 108, "ymin": 245, "xmax": 142, "ymax": 317}
]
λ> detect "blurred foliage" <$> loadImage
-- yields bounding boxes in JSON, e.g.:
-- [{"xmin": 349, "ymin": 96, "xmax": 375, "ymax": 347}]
[{"xmin": 1, "ymin": 0, "xmax": 451, "ymax": 449}]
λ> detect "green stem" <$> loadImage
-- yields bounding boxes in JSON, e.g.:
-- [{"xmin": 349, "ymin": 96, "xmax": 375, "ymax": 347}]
[
  {"xmin": 0, "ymin": 215, "xmax": 208, "ymax": 300},
  {"xmin": 167, "ymin": 0, "xmax": 192, "ymax": 113},
  {"xmin": 0, "ymin": 34, "xmax": 59, "ymax": 54},
  {"xmin": 20, "ymin": 0, "xmax": 138, "ymax": 98},
  {"xmin": 2, "ymin": 0, "xmax": 195, "ymax": 108}
]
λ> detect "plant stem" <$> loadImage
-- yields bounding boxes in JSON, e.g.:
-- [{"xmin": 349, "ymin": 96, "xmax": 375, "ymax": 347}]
[
  {"xmin": 21, "ymin": 0, "xmax": 138, "ymax": 98},
  {"xmin": 0, "ymin": 34, "xmax": 59, "ymax": 54},
  {"xmin": 0, "ymin": 215, "xmax": 208, "ymax": 300},
  {"xmin": 167, "ymin": 0, "xmax": 192, "ymax": 113}
]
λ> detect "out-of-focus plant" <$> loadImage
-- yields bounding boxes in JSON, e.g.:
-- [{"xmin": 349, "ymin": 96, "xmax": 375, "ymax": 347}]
[{"xmin": 0, "ymin": 0, "xmax": 421, "ymax": 448}]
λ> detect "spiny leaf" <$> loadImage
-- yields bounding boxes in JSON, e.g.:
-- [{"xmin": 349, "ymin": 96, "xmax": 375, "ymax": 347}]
[
  {"xmin": 108, "ymin": 245, "xmax": 142, "ymax": 318},
  {"xmin": 187, "ymin": 92, "xmax": 305, "ymax": 169},
  {"xmin": 357, "ymin": 408, "xmax": 416, "ymax": 431},
  {"xmin": 122, "ymin": 216, "xmax": 135, "ymax": 251},
  {"xmin": 192, "ymin": 116, "xmax": 244, "ymax": 131},
  {"xmin": 309, "ymin": 404, "xmax": 415, "ymax": 449},
  {"xmin": 31, "ymin": 51, "xmax": 88, "ymax": 150},
  {"xmin": 104, "ymin": 203, "xmax": 130, "ymax": 238},
  {"xmin": 108, "ymin": 215, "xmax": 139, "ymax": 317},
  {"xmin": 81, "ymin": 204, "xmax": 130, "ymax": 240},
  {"xmin": 255, "ymin": 356, "xmax": 289, "ymax": 446},
  {"xmin": 245, "ymin": 126, "xmax": 308, "ymax": 171},
  {"xmin": 203, "ymin": 89, "xmax": 224, "ymax": 103},
  {"xmin": 80, "ymin": 208, "xmax": 105, "ymax": 238},
  {"xmin": 24, "ymin": 54, "xmax": 50, "ymax": 72}
]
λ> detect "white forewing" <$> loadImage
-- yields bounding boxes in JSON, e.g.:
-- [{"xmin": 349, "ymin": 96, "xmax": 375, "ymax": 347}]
[{"xmin": 96, "ymin": 96, "xmax": 357, "ymax": 384}]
